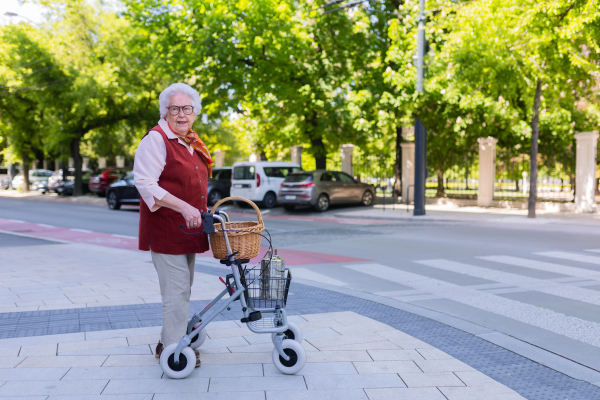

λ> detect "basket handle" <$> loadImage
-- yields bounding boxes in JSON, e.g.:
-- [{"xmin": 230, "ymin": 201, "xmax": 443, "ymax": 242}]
[{"xmin": 209, "ymin": 196, "xmax": 263, "ymax": 226}]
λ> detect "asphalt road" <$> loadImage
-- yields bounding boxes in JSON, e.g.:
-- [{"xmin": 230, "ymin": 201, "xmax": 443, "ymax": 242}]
[{"xmin": 3, "ymin": 196, "xmax": 600, "ymax": 383}]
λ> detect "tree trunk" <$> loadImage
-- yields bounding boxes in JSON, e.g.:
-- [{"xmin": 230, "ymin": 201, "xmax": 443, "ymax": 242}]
[
  {"xmin": 528, "ymin": 79, "xmax": 542, "ymax": 218},
  {"xmin": 436, "ymin": 168, "xmax": 445, "ymax": 198},
  {"xmin": 394, "ymin": 126, "xmax": 403, "ymax": 197},
  {"xmin": 71, "ymin": 137, "xmax": 83, "ymax": 196},
  {"xmin": 310, "ymin": 137, "xmax": 327, "ymax": 170},
  {"xmin": 259, "ymin": 151, "xmax": 268, "ymax": 161},
  {"xmin": 21, "ymin": 151, "xmax": 30, "ymax": 193}
]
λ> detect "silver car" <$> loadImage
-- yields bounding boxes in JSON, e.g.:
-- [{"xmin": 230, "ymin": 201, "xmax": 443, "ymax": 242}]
[{"xmin": 279, "ymin": 170, "xmax": 375, "ymax": 212}]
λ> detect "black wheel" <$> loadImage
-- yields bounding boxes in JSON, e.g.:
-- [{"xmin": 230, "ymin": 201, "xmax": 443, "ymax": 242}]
[
  {"xmin": 208, "ymin": 189, "xmax": 222, "ymax": 205},
  {"xmin": 262, "ymin": 192, "xmax": 277, "ymax": 209},
  {"xmin": 314, "ymin": 194, "xmax": 329, "ymax": 212},
  {"xmin": 167, "ymin": 352, "xmax": 188, "ymax": 372},
  {"xmin": 361, "ymin": 190, "xmax": 374, "ymax": 206},
  {"xmin": 107, "ymin": 191, "xmax": 121, "ymax": 210},
  {"xmin": 279, "ymin": 348, "xmax": 299, "ymax": 368},
  {"xmin": 283, "ymin": 204, "xmax": 295, "ymax": 212}
]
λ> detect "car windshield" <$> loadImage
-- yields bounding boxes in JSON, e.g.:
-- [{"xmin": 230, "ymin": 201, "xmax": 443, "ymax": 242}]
[
  {"xmin": 233, "ymin": 166, "xmax": 255, "ymax": 180},
  {"xmin": 284, "ymin": 174, "xmax": 313, "ymax": 183},
  {"xmin": 263, "ymin": 167, "xmax": 302, "ymax": 178}
]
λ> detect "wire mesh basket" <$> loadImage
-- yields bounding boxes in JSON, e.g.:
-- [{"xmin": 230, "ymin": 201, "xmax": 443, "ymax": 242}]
[{"xmin": 245, "ymin": 268, "xmax": 291, "ymax": 309}]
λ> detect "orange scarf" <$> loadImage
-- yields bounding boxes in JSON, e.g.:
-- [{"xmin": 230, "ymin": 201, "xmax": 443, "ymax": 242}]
[{"xmin": 169, "ymin": 123, "xmax": 214, "ymax": 178}]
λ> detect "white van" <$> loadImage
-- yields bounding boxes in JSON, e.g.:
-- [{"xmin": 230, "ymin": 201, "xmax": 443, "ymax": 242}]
[{"xmin": 231, "ymin": 161, "xmax": 302, "ymax": 208}]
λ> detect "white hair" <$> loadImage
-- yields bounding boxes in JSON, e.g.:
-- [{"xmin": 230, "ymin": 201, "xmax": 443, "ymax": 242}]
[{"xmin": 158, "ymin": 83, "xmax": 202, "ymax": 118}]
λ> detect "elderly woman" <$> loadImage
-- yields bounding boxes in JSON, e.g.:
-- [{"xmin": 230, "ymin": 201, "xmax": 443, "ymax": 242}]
[{"xmin": 134, "ymin": 83, "xmax": 213, "ymax": 368}]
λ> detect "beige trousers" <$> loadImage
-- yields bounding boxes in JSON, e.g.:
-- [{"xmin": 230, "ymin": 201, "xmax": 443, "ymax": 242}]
[{"xmin": 151, "ymin": 250, "xmax": 196, "ymax": 347}]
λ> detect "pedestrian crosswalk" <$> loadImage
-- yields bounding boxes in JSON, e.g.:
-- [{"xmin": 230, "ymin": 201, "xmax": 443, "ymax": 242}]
[{"xmin": 291, "ymin": 249, "xmax": 600, "ymax": 349}]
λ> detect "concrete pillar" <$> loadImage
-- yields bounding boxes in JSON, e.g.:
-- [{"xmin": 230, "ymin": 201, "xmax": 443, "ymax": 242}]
[
  {"xmin": 214, "ymin": 151, "xmax": 226, "ymax": 168},
  {"xmin": 98, "ymin": 157, "xmax": 107, "ymax": 169},
  {"xmin": 82, "ymin": 157, "xmax": 90, "ymax": 170},
  {"xmin": 575, "ymin": 132, "xmax": 599, "ymax": 213},
  {"xmin": 477, "ymin": 137, "xmax": 498, "ymax": 207},
  {"xmin": 54, "ymin": 159, "xmax": 60, "ymax": 171},
  {"xmin": 401, "ymin": 142, "xmax": 415, "ymax": 202},
  {"xmin": 42, "ymin": 160, "xmax": 48, "ymax": 170},
  {"xmin": 339, "ymin": 144, "xmax": 355, "ymax": 176},
  {"xmin": 116, "ymin": 156, "xmax": 125, "ymax": 168},
  {"xmin": 68, "ymin": 157, "xmax": 74, "ymax": 168},
  {"xmin": 290, "ymin": 146, "xmax": 303, "ymax": 166}
]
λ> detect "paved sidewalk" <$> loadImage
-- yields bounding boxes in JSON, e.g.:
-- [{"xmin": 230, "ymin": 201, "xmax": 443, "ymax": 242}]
[{"xmin": 0, "ymin": 311, "xmax": 525, "ymax": 400}]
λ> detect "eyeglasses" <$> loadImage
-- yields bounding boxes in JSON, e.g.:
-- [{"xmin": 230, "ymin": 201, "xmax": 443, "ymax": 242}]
[{"xmin": 168, "ymin": 105, "xmax": 194, "ymax": 116}]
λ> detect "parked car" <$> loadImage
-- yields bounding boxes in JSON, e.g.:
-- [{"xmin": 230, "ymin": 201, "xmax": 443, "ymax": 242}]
[
  {"xmin": 11, "ymin": 169, "xmax": 54, "ymax": 191},
  {"xmin": 89, "ymin": 167, "xmax": 132, "ymax": 197},
  {"xmin": 279, "ymin": 170, "xmax": 375, "ymax": 212},
  {"xmin": 55, "ymin": 170, "xmax": 94, "ymax": 196},
  {"xmin": 32, "ymin": 180, "xmax": 49, "ymax": 194},
  {"xmin": 0, "ymin": 178, "xmax": 8, "ymax": 190},
  {"xmin": 106, "ymin": 171, "xmax": 140, "ymax": 210},
  {"xmin": 207, "ymin": 167, "xmax": 232, "ymax": 205},
  {"xmin": 230, "ymin": 161, "xmax": 302, "ymax": 208},
  {"xmin": 48, "ymin": 168, "xmax": 92, "ymax": 193}
]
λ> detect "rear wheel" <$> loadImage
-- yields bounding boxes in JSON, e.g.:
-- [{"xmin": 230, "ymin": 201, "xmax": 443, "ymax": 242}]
[
  {"xmin": 361, "ymin": 190, "xmax": 374, "ymax": 206},
  {"xmin": 160, "ymin": 344, "xmax": 196, "ymax": 379},
  {"xmin": 314, "ymin": 194, "xmax": 329, "ymax": 212},
  {"xmin": 262, "ymin": 192, "xmax": 277, "ymax": 209},
  {"xmin": 107, "ymin": 191, "xmax": 121, "ymax": 210},
  {"xmin": 190, "ymin": 323, "xmax": 207, "ymax": 350},
  {"xmin": 207, "ymin": 189, "xmax": 222, "ymax": 205},
  {"xmin": 272, "ymin": 339, "xmax": 306, "ymax": 375},
  {"xmin": 283, "ymin": 204, "xmax": 296, "ymax": 212}
]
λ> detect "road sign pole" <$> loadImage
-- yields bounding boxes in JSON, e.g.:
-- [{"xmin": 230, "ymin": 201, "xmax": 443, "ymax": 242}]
[{"xmin": 413, "ymin": 0, "xmax": 427, "ymax": 216}]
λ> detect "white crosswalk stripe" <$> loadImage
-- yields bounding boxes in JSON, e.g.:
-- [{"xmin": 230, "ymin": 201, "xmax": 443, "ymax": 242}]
[
  {"xmin": 479, "ymin": 255, "xmax": 600, "ymax": 281},
  {"xmin": 291, "ymin": 268, "xmax": 347, "ymax": 286},
  {"xmin": 536, "ymin": 251, "xmax": 600, "ymax": 265},
  {"xmin": 344, "ymin": 263, "xmax": 600, "ymax": 347},
  {"xmin": 415, "ymin": 259, "xmax": 600, "ymax": 307}
]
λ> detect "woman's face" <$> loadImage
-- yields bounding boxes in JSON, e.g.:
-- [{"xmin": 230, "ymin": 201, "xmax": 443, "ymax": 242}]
[{"xmin": 165, "ymin": 93, "xmax": 195, "ymax": 137}]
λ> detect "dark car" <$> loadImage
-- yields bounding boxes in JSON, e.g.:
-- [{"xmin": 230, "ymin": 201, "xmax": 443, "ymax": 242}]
[
  {"xmin": 106, "ymin": 171, "xmax": 140, "ymax": 210},
  {"xmin": 89, "ymin": 167, "xmax": 132, "ymax": 197},
  {"xmin": 279, "ymin": 170, "xmax": 375, "ymax": 212},
  {"xmin": 55, "ymin": 170, "xmax": 94, "ymax": 196},
  {"xmin": 207, "ymin": 167, "xmax": 232, "ymax": 205},
  {"xmin": 48, "ymin": 168, "xmax": 92, "ymax": 193}
]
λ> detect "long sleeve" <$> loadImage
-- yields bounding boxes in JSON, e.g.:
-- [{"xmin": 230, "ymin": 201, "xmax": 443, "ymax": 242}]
[{"xmin": 133, "ymin": 131, "xmax": 169, "ymax": 212}]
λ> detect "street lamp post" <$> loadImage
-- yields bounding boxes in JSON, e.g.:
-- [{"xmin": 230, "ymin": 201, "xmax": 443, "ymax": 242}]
[
  {"xmin": 4, "ymin": 12, "xmax": 42, "ymax": 28},
  {"xmin": 413, "ymin": 0, "xmax": 427, "ymax": 216}
]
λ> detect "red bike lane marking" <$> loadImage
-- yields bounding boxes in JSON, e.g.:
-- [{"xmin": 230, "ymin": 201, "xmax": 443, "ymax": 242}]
[{"xmin": 0, "ymin": 218, "xmax": 369, "ymax": 265}]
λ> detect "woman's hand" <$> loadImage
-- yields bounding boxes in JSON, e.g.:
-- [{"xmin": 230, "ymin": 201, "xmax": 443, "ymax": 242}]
[{"xmin": 182, "ymin": 204, "xmax": 202, "ymax": 229}]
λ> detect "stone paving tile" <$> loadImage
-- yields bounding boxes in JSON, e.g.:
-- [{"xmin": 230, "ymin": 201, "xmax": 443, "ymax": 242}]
[
  {"xmin": 366, "ymin": 349, "xmax": 425, "ymax": 361},
  {"xmin": 18, "ymin": 343, "xmax": 57, "ymax": 357},
  {"xmin": 47, "ymin": 395, "xmax": 153, "ymax": 400},
  {"xmin": 0, "ymin": 347, "xmax": 21, "ymax": 357},
  {"xmin": 364, "ymin": 387, "xmax": 447, "ymax": 400},
  {"xmin": 59, "ymin": 344, "xmax": 152, "ymax": 356},
  {"xmin": 0, "ymin": 357, "xmax": 25, "ymax": 368},
  {"xmin": 61, "ymin": 366, "xmax": 163, "ymax": 380},
  {"xmin": 306, "ymin": 333, "xmax": 386, "ymax": 349},
  {"xmin": 103, "ymin": 378, "xmax": 210, "ymax": 394},
  {"xmin": 263, "ymin": 362, "xmax": 357, "ymax": 376},
  {"xmin": 206, "ymin": 327, "xmax": 255, "ymax": 339},
  {"xmin": 416, "ymin": 348, "xmax": 454, "ymax": 360},
  {"xmin": 153, "ymin": 393, "xmax": 265, "ymax": 400},
  {"xmin": 209, "ymin": 376, "xmax": 306, "ymax": 392},
  {"xmin": 353, "ymin": 360, "xmax": 422, "ymax": 374},
  {"xmin": 58, "ymin": 337, "xmax": 128, "ymax": 353},
  {"xmin": 399, "ymin": 372, "xmax": 466, "ymax": 387},
  {"xmin": 0, "ymin": 379, "xmax": 109, "ymax": 396},
  {"xmin": 126, "ymin": 334, "xmax": 160, "ymax": 346},
  {"xmin": 199, "ymin": 352, "xmax": 272, "ymax": 365},
  {"xmin": 182, "ymin": 364, "xmax": 263, "ymax": 378},
  {"xmin": 438, "ymin": 386, "xmax": 527, "ymax": 400},
  {"xmin": 266, "ymin": 388, "xmax": 368, "ymax": 400},
  {"xmin": 305, "ymin": 373, "xmax": 406, "ymax": 389},
  {"xmin": 306, "ymin": 350, "xmax": 372, "ymax": 363},
  {"xmin": 17, "ymin": 355, "xmax": 107, "ymax": 368},
  {"xmin": 102, "ymin": 355, "xmax": 157, "ymax": 367},
  {"xmin": 318, "ymin": 341, "xmax": 401, "ymax": 351},
  {"xmin": 0, "ymin": 396, "xmax": 48, "ymax": 400},
  {"xmin": 200, "ymin": 337, "xmax": 250, "ymax": 349},
  {"xmin": 415, "ymin": 359, "xmax": 478, "ymax": 373},
  {"xmin": 0, "ymin": 367, "xmax": 69, "ymax": 380}
]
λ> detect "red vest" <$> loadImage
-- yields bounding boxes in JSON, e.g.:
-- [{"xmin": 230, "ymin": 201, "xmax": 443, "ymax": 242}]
[{"xmin": 138, "ymin": 125, "xmax": 209, "ymax": 255}]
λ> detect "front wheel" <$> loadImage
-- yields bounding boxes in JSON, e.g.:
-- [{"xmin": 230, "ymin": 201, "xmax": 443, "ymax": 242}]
[
  {"xmin": 361, "ymin": 190, "xmax": 374, "ymax": 206},
  {"xmin": 272, "ymin": 321, "xmax": 303, "ymax": 344},
  {"xmin": 262, "ymin": 192, "xmax": 277, "ymax": 209},
  {"xmin": 314, "ymin": 194, "xmax": 329, "ymax": 212},
  {"xmin": 107, "ymin": 191, "xmax": 121, "ymax": 210},
  {"xmin": 272, "ymin": 339, "xmax": 306, "ymax": 375},
  {"xmin": 160, "ymin": 344, "xmax": 196, "ymax": 379},
  {"xmin": 189, "ymin": 323, "xmax": 207, "ymax": 350}
]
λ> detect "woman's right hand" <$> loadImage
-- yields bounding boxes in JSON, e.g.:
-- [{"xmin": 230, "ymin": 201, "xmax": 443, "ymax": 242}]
[{"xmin": 182, "ymin": 204, "xmax": 202, "ymax": 229}]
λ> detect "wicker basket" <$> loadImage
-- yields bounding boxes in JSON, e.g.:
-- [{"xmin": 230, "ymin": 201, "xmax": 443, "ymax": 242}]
[{"xmin": 209, "ymin": 196, "xmax": 264, "ymax": 260}]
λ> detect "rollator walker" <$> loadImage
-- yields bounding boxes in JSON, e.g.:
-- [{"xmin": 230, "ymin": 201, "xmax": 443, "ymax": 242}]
[{"xmin": 158, "ymin": 197, "xmax": 306, "ymax": 379}]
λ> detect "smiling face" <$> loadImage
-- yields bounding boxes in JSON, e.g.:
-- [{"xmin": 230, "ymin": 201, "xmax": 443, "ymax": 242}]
[{"xmin": 165, "ymin": 93, "xmax": 195, "ymax": 137}]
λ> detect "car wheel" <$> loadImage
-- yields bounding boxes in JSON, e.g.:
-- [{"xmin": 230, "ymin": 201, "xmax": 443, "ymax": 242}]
[
  {"xmin": 361, "ymin": 190, "xmax": 374, "ymax": 206},
  {"xmin": 107, "ymin": 191, "xmax": 121, "ymax": 210},
  {"xmin": 208, "ymin": 189, "xmax": 222, "ymax": 205},
  {"xmin": 314, "ymin": 194, "xmax": 329, "ymax": 212},
  {"xmin": 262, "ymin": 192, "xmax": 277, "ymax": 209},
  {"xmin": 283, "ymin": 204, "xmax": 295, "ymax": 212}
]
